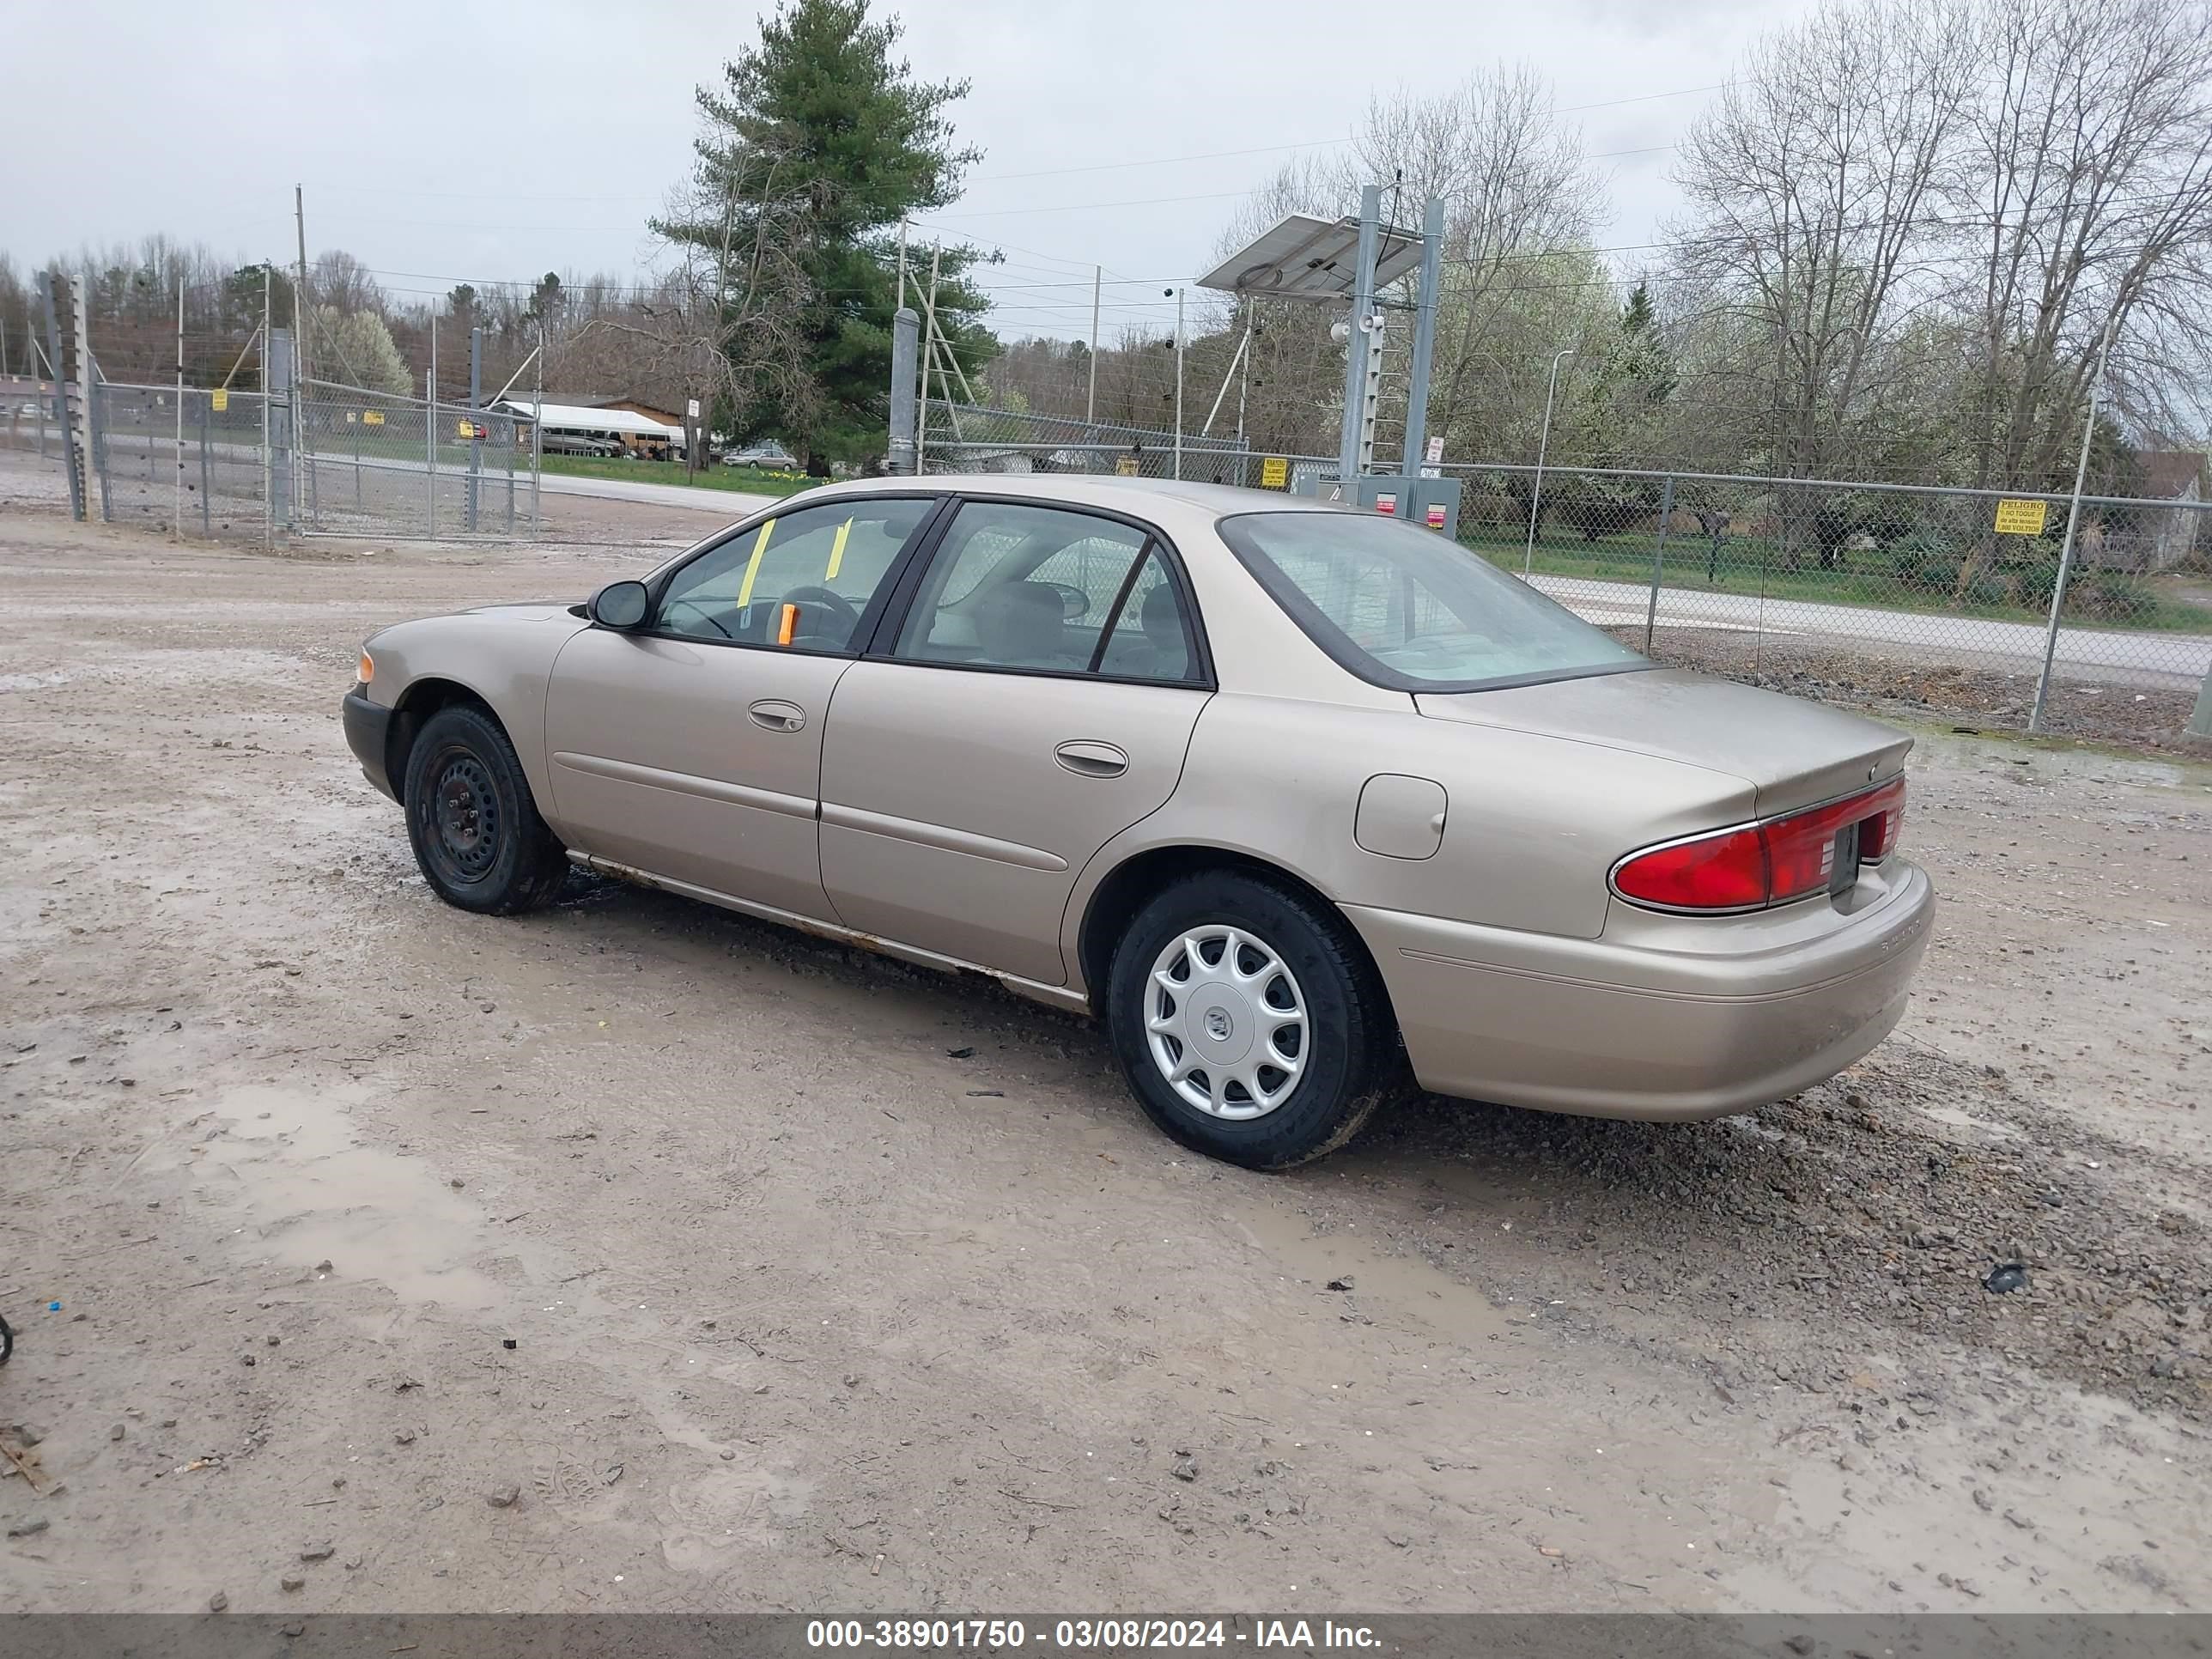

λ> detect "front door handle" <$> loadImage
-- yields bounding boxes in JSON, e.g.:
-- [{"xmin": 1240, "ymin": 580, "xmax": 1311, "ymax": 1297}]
[
  {"xmin": 1054, "ymin": 739, "xmax": 1128, "ymax": 778},
  {"xmin": 749, "ymin": 699, "xmax": 807, "ymax": 733}
]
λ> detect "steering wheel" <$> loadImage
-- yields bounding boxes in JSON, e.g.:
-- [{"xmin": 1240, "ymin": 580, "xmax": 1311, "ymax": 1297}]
[
  {"xmin": 777, "ymin": 585, "xmax": 862, "ymax": 640},
  {"xmin": 661, "ymin": 598, "xmax": 735, "ymax": 640}
]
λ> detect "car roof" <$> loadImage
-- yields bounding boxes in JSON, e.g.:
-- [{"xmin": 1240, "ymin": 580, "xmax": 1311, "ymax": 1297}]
[{"xmin": 812, "ymin": 472, "xmax": 1349, "ymax": 520}]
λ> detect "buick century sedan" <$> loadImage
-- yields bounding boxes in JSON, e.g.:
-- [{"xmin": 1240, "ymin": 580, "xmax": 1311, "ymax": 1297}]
[{"xmin": 343, "ymin": 476, "xmax": 1934, "ymax": 1168}]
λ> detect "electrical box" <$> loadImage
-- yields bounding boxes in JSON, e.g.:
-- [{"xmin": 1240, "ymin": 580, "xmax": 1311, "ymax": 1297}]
[{"xmin": 1292, "ymin": 471, "xmax": 1462, "ymax": 539}]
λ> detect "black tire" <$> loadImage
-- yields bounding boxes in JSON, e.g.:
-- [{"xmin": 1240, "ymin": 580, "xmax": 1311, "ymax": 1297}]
[
  {"xmin": 1105, "ymin": 870, "xmax": 1401, "ymax": 1170},
  {"xmin": 402, "ymin": 703, "xmax": 568, "ymax": 915}
]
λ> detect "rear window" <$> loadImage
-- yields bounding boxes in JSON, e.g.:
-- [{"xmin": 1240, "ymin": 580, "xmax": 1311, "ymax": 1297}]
[{"xmin": 1217, "ymin": 510, "xmax": 1650, "ymax": 692}]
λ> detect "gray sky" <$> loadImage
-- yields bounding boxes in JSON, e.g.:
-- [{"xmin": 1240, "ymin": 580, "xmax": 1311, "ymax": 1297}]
[{"xmin": 14, "ymin": 0, "xmax": 1816, "ymax": 341}]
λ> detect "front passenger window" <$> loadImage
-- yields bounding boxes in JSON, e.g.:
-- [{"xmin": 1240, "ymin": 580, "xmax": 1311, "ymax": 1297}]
[{"xmin": 656, "ymin": 499, "xmax": 931, "ymax": 650}]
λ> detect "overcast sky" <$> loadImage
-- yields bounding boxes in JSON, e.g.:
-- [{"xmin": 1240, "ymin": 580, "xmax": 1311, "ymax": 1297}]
[{"xmin": 13, "ymin": 0, "xmax": 1818, "ymax": 342}]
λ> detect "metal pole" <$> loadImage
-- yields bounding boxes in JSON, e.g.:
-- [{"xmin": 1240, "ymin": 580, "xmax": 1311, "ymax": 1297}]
[
  {"xmin": 1201, "ymin": 324, "xmax": 1250, "ymax": 438},
  {"xmin": 2028, "ymin": 320, "xmax": 2118, "ymax": 734},
  {"xmin": 1336, "ymin": 184, "xmax": 1382, "ymax": 487},
  {"xmin": 71, "ymin": 276, "xmax": 108, "ymax": 522},
  {"xmin": 262, "ymin": 264, "xmax": 272, "ymax": 548},
  {"xmin": 173, "ymin": 277, "xmax": 185, "ymax": 539},
  {"xmin": 33, "ymin": 322, "xmax": 48, "ymax": 459},
  {"xmin": 1172, "ymin": 286, "xmax": 1184, "ymax": 481},
  {"xmin": 917, "ymin": 246, "xmax": 939, "ymax": 474},
  {"xmin": 531, "ymin": 321, "xmax": 544, "ymax": 537},
  {"xmin": 1398, "ymin": 197, "xmax": 1445, "ymax": 479},
  {"xmin": 41, "ymin": 274, "xmax": 82, "ymax": 520},
  {"xmin": 427, "ymin": 314, "xmax": 437, "ymax": 538},
  {"xmin": 1643, "ymin": 475, "xmax": 1675, "ymax": 653},
  {"xmin": 896, "ymin": 218, "xmax": 908, "ymax": 313},
  {"xmin": 467, "ymin": 324, "xmax": 482, "ymax": 533},
  {"xmin": 1087, "ymin": 265, "xmax": 1101, "ymax": 426},
  {"xmin": 888, "ymin": 305, "xmax": 919, "ymax": 475},
  {"xmin": 295, "ymin": 185, "xmax": 310, "ymax": 388},
  {"xmin": 1522, "ymin": 347, "xmax": 1575, "ymax": 578},
  {"xmin": 198, "ymin": 395, "xmax": 210, "ymax": 536},
  {"xmin": 1235, "ymin": 314, "xmax": 1253, "ymax": 450}
]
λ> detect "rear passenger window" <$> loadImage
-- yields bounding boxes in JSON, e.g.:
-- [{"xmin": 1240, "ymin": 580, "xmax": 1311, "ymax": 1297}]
[
  {"xmin": 1094, "ymin": 550, "xmax": 1194, "ymax": 682},
  {"xmin": 887, "ymin": 501, "xmax": 1201, "ymax": 683}
]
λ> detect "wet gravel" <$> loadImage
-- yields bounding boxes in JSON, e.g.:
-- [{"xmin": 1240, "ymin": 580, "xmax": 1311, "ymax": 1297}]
[{"xmin": 1355, "ymin": 1043, "xmax": 2209, "ymax": 1419}]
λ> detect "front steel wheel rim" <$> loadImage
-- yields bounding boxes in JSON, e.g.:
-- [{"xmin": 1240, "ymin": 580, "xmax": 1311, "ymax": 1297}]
[
  {"xmin": 1145, "ymin": 925, "xmax": 1308, "ymax": 1120},
  {"xmin": 431, "ymin": 752, "xmax": 500, "ymax": 880}
]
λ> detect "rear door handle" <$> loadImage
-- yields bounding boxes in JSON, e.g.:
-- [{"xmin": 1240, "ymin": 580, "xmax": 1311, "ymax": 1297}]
[
  {"xmin": 749, "ymin": 699, "xmax": 807, "ymax": 732},
  {"xmin": 1054, "ymin": 740, "xmax": 1128, "ymax": 778}
]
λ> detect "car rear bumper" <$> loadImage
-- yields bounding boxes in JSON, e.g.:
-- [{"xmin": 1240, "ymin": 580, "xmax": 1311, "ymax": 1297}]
[
  {"xmin": 343, "ymin": 689, "xmax": 398, "ymax": 801},
  {"xmin": 1343, "ymin": 859, "xmax": 1935, "ymax": 1121}
]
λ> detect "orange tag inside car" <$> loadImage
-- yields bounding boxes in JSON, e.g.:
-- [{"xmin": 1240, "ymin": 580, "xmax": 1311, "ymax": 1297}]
[{"xmin": 777, "ymin": 603, "xmax": 799, "ymax": 646}]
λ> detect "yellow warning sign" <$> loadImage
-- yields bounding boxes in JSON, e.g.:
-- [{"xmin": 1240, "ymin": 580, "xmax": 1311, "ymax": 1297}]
[
  {"xmin": 210, "ymin": 389, "xmax": 228, "ymax": 413},
  {"xmin": 1115, "ymin": 455, "xmax": 1141, "ymax": 477},
  {"xmin": 362, "ymin": 410, "xmax": 385, "ymax": 427},
  {"xmin": 456, "ymin": 420, "xmax": 480, "ymax": 440},
  {"xmin": 1994, "ymin": 498, "xmax": 2048, "ymax": 537},
  {"xmin": 1260, "ymin": 455, "xmax": 1290, "ymax": 489}
]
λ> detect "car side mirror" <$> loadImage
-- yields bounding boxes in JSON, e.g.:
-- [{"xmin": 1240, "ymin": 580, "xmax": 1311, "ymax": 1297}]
[{"xmin": 589, "ymin": 580, "xmax": 651, "ymax": 630}]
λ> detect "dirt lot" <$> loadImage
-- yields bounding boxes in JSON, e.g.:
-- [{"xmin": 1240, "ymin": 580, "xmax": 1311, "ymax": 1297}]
[{"xmin": 2, "ymin": 495, "xmax": 2208, "ymax": 1617}]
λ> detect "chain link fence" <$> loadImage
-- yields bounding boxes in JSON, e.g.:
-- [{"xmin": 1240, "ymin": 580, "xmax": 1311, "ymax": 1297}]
[
  {"xmin": 2, "ymin": 371, "xmax": 544, "ymax": 546},
  {"xmin": 1448, "ymin": 464, "xmax": 2211, "ymax": 742},
  {"xmin": 296, "ymin": 379, "xmax": 532, "ymax": 540},
  {"xmin": 80, "ymin": 380, "xmax": 271, "ymax": 538},
  {"xmin": 920, "ymin": 398, "xmax": 1251, "ymax": 483},
  {"xmin": 916, "ymin": 401, "xmax": 2212, "ymax": 744}
]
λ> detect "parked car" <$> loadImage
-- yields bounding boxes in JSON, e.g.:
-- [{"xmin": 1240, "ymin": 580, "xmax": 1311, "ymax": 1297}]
[
  {"xmin": 343, "ymin": 477, "xmax": 1934, "ymax": 1169},
  {"xmin": 724, "ymin": 441, "xmax": 798, "ymax": 469}
]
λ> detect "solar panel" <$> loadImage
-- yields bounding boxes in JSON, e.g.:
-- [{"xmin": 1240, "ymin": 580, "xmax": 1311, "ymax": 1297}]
[{"xmin": 1196, "ymin": 214, "xmax": 1425, "ymax": 303}]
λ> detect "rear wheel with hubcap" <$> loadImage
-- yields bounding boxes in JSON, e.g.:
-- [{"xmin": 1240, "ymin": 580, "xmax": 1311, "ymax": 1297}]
[
  {"xmin": 403, "ymin": 704, "xmax": 569, "ymax": 915},
  {"xmin": 1106, "ymin": 870, "xmax": 1399, "ymax": 1169}
]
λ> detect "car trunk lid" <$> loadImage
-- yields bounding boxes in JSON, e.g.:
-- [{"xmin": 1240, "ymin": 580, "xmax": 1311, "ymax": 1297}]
[{"xmin": 1414, "ymin": 667, "xmax": 1911, "ymax": 817}]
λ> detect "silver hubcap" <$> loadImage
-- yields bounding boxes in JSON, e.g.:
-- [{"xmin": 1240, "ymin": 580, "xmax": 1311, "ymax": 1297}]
[{"xmin": 1145, "ymin": 925, "xmax": 1308, "ymax": 1120}]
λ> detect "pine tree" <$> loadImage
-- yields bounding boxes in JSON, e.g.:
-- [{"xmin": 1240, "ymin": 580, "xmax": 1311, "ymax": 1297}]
[{"xmin": 653, "ymin": 0, "xmax": 990, "ymax": 469}]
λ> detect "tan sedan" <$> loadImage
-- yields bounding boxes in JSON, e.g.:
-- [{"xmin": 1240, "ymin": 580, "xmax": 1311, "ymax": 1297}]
[{"xmin": 343, "ymin": 476, "xmax": 1934, "ymax": 1168}]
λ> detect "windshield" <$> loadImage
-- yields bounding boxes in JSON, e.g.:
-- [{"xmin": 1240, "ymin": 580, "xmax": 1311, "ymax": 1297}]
[{"xmin": 1218, "ymin": 510, "xmax": 1650, "ymax": 692}]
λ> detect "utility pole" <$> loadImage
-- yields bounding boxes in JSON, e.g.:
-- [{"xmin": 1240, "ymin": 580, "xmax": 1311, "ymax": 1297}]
[
  {"xmin": 1087, "ymin": 266, "xmax": 1101, "ymax": 427},
  {"xmin": 1170, "ymin": 286, "xmax": 1184, "ymax": 481}
]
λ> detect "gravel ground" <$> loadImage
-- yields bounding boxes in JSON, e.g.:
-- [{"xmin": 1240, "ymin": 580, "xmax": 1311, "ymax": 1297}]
[
  {"xmin": 1640, "ymin": 626, "xmax": 2210, "ymax": 754},
  {"xmin": 1, "ymin": 499, "xmax": 2207, "ymax": 1617}
]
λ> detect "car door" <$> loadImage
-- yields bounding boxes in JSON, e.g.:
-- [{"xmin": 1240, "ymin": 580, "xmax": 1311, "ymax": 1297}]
[
  {"xmin": 543, "ymin": 495, "xmax": 939, "ymax": 921},
  {"xmin": 817, "ymin": 498, "xmax": 1212, "ymax": 986}
]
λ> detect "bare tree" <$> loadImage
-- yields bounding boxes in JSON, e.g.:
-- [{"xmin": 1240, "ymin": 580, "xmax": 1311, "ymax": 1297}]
[
  {"xmin": 1948, "ymin": 0, "xmax": 2212, "ymax": 489},
  {"xmin": 603, "ymin": 155, "xmax": 819, "ymax": 471},
  {"xmin": 1669, "ymin": 0, "xmax": 1977, "ymax": 501}
]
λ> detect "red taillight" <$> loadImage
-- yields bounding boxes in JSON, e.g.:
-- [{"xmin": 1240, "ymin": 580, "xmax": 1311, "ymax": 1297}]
[
  {"xmin": 1613, "ymin": 778, "xmax": 1905, "ymax": 913},
  {"xmin": 1611, "ymin": 823, "xmax": 1770, "ymax": 910}
]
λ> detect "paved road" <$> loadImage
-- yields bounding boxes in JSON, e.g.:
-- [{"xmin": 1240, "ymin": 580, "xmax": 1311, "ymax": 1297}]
[
  {"xmin": 1533, "ymin": 571, "xmax": 2211, "ymax": 686},
  {"xmin": 536, "ymin": 469, "xmax": 775, "ymax": 516}
]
